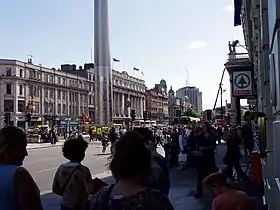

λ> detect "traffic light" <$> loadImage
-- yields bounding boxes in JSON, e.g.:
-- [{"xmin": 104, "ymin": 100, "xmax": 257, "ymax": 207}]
[
  {"xmin": 131, "ymin": 109, "xmax": 136, "ymax": 122},
  {"xmin": 4, "ymin": 113, "xmax": 10, "ymax": 126},
  {"xmin": 143, "ymin": 111, "xmax": 148, "ymax": 121},
  {"xmin": 25, "ymin": 113, "xmax": 31, "ymax": 125}
]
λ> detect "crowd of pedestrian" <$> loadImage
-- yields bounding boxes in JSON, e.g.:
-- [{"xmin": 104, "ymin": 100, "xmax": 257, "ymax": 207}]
[{"xmin": 0, "ymin": 122, "xmax": 255, "ymax": 210}]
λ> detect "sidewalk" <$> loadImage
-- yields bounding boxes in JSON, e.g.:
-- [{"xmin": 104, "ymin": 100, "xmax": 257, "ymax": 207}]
[{"xmin": 41, "ymin": 144, "xmax": 264, "ymax": 210}]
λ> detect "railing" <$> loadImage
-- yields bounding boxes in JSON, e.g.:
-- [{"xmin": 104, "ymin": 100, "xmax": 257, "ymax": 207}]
[{"xmin": 228, "ymin": 53, "xmax": 249, "ymax": 59}]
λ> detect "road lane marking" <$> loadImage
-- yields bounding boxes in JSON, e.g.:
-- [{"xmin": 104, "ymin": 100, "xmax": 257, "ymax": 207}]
[
  {"xmin": 36, "ymin": 166, "xmax": 58, "ymax": 173},
  {"xmin": 40, "ymin": 171, "xmax": 112, "ymax": 195}
]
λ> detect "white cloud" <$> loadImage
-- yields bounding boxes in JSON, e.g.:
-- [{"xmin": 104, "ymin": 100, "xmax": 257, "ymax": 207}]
[
  {"xmin": 188, "ymin": 41, "xmax": 208, "ymax": 50},
  {"xmin": 223, "ymin": 4, "xmax": 234, "ymax": 12}
]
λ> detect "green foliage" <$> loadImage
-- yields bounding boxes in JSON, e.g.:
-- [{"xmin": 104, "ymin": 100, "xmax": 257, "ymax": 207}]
[{"xmin": 182, "ymin": 108, "xmax": 201, "ymax": 118}]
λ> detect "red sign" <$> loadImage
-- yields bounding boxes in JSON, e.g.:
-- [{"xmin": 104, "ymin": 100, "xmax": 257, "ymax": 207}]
[{"xmin": 81, "ymin": 113, "xmax": 92, "ymax": 124}]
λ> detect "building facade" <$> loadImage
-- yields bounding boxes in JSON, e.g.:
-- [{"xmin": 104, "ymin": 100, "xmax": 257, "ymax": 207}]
[
  {"xmin": 168, "ymin": 86, "xmax": 192, "ymax": 123},
  {"xmin": 145, "ymin": 79, "xmax": 169, "ymax": 123},
  {"xmin": 0, "ymin": 59, "xmax": 90, "ymax": 130},
  {"xmin": 61, "ymin": 63, "xmax": 146, "ymax": 124},
  {"xmin": 236, "ymin": 0, "xmax": 280, "ymax": 208},
  {"xmin": 176, "ymin": 86, "xmax": 202, "ymax": 113},
  {"xmin": 111, "ymin": 70, "xmax": 146, "ymax": 123},
  {"xmin": 146, "ymin": 89, "xmax": 168, "ymax": 123}
]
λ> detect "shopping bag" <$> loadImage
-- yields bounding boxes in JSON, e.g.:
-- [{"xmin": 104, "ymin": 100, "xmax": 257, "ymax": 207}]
[{"xmin": 178, "ymin": 153, "xmax": 187, "ymax": 164}]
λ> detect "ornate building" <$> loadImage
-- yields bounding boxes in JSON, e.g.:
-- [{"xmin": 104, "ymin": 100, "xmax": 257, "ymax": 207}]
[
  {"xmin": 112, "ymin": 70, "xmax": 146, "ymax": 123},
  {"xmin": 63, "ymin": 63, "xmax": 146, "ymax": 124},
  {"xmin": 168, "ymin": 86, "xmax": 192, "ymax": 123},
  {"xmin": 0, "ymin": 59, "xmax": 90, "ymax": 130},
  {"xmin": 145, "ymin": 79, "xmax": 169, "ymax": 124}
]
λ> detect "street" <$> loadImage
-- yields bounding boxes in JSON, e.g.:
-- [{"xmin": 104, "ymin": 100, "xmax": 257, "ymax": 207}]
[{"xmin": 24, "ymin": 141, "xmax": 111, "ymax": 195}]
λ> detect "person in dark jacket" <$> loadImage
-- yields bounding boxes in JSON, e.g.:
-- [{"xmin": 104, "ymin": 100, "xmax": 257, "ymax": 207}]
[
  {"xmin": 224, "ymin": 128, "xmax": 248, "ymax": 182},
  {"xmin": 195, "ymin": 122, "xmax": 217, "ymax": 198},
  {"xmin": 134, "ymin": 127, "xmax": 170, "ymax": 195}
]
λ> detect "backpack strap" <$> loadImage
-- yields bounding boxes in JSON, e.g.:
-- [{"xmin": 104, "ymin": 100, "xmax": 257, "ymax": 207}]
[{"xmin": 100, "ymin": 184, "xmax": 115, "ymax": 210}]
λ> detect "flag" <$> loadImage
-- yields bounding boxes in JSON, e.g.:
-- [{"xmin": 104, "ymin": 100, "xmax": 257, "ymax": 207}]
[
  {"xmin": 112, "ymin": 58, "xmax": 120, "ymax": 62},
  {"xmin": 234, "ymin": 0, "xmax": 242, "ymax": 26},
  {"xmin": 133, "ymin": 67, "xmax": 139, "ymax": 71},
  {"xmin": 141, "ymin": 71, "xmax": 144, "ymax": 76}
]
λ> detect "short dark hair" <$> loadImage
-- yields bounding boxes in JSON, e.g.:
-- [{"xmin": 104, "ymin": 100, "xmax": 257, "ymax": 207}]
[
  {"xmin": 134, "ymin": 127, "xmax": 153, "ymax": 144},
  {"xmin": 0, "ymin": 126, "xmax": 26, "ymax": 155},
  {"xmin": 203, "ymin": 172, "xmax": 228, "ymax": 188},
  {"xmin": 109, "ymin": 131, "xmax": 151, "ymax": 181},
  {"xmin": 62, "ymin": 138, "xmax": 88, "ymax": 162}
]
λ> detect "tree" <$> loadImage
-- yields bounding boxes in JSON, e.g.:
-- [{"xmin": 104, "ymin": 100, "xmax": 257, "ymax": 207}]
[{"xmin": 182, "ymin": 108, "xmax": 201, "ymax": 118}]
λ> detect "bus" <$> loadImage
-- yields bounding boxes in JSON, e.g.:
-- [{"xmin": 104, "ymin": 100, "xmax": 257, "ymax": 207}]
[{"xmin": 133, "ymin": 120, "xmax": 157, "ymax": 127}]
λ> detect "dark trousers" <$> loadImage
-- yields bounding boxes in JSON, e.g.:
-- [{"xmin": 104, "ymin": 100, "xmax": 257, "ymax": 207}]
[
  {"xmin": 196, "ymin": 154, "xmax": 217, "ymax": 194},
  {"xmin": 226, "ymin": 158, "xmax": 249, "ymax": 182},
  {"xmin": 163, "ymin": 144, "xmax": 170, "ymax": 159}
]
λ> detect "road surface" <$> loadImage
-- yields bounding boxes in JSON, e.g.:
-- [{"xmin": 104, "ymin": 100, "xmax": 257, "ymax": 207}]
[{"xmin": 24, "ymin": 142, "xmax": 111, "ymax": 195}]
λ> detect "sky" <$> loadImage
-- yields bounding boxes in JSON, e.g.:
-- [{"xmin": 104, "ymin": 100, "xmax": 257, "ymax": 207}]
[{"xmin": 0, "ymin": 0, "xmax": 246, "ymax": 110}]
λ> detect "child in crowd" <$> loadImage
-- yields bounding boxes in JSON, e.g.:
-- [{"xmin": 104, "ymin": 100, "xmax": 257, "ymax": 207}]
[{"xmin": 203, "ymin": 172, "xmax": 252, "ymax": 210}]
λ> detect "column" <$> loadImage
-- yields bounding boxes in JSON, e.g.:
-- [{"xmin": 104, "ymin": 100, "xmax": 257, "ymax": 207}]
[
  {"xmin": 117, "ymin": 93, "xmax": 121, "ymax": 116},
  {"xmin": 140, "ymin": 97, "xmax": 144, "ymax": 118},
  {"xmin": 121, "ymin": 93, "xmax": 125, "ymax": 116},
  {"xmin": 112, "ymin": 91, "xmax": 118, "ymax": 116},
  {"xmin": 77, "ymin": 93, "xmax": 81, "ymax": 116},
  {"xmin": 137, "ymin": 98, "xmax": 140, "ymax": 117},
  {"xmin": 143, "ymin": 96, "xmax": 146, "ymax": 111},
  {"xmin": 128, "ymin": 94, "xmax": 131, "ymax": 117},
  {"xmin": 67, "ymin": 91, "xmax": 70, "ymax": 116},
  {"xmin": 54, "ymin": 89, "xmax": 58, "ymax": 116},
  {"xmin": 14, "ymin": 81, "xmax": 19, "ymax": 114}
]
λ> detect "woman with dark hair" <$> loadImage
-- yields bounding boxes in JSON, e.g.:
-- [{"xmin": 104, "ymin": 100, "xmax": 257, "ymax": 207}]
[
  {"xmin": 0, "ymin": 126, "xmax": 42, "ymax": 210},
  {"xmin": 194, "ymin": 122, "xmax": 217, "ymax": 198},
  {"xmin": 134, "ymin": 127, "xmax": 170, "ymax": 195},
  {"xmin": 90, "ymin": 131, "xmax": 173, "ymax": 210},
  {"xmin": 223, "ymin": 128, "xmax": 248, "ymax": 182}
]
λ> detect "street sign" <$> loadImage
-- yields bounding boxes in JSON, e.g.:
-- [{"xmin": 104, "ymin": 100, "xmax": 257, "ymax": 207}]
[{"xmin": 232, "ymin": 71, "xmax": 253, "ymax": 97}]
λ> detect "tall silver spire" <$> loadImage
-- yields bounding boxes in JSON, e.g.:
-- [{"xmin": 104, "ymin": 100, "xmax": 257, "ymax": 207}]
[{"xmin": 94, "ymin": 0, "xmax": 113, "ymax": 125}]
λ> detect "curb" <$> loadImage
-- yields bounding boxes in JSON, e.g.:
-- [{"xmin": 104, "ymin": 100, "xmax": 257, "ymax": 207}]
[
  {"xmin": 27, "ymin": 141, "xmax": 101, "ymax": 150},
  {"xmin": 27, "ymin": 143, "xmax": 64, "ymax": 150}
]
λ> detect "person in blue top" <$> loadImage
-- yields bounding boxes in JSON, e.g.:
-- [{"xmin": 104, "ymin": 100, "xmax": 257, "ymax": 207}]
[{"xmin": 0, "ymin": 126, "xmax": 42, "ymax": 210}]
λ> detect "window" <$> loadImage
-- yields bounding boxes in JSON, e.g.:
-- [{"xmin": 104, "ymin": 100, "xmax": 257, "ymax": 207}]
[
  {"xmin": 89, "ymin": 95, "xmax": 92, "ymax": 104},
  {"xmin": 4, "ymin": 100, "xmax": 14, "ymax": 112},
  {"xmin": 62, "ymin": 104, "xmax": 66, "ymax": 114},
  {"xmin": 49, "ymin": 75, "xmax": 54, "ymax": 83},
  {"xmin": 62, "ymin": 78, "xmax": 66, "ymax": 85},
  {"xmin": 62, "ymin": 91, "xmax": 66, "ymax": 100},
  {"xmin": 20, "ymin": 69, "xmax": 23, "ymax": 77},
  {"xmin": 6, "ymin": 84, "xmax": 12, "ymax": 94},
  {"xmin": 44, "ymin": 89, "xmax": 48, "ymax": 98},
  {"xmin": 89, "ymin": 74, "xmax": 91, "ymax": 80},
  {"xmin": 18, "ymin": 100, "xmax": 25, "ymax": 112},
  {"xmin": 58, "ymin": 77, "xmax": 61, "ymax": 84},
  {"xmin": 50, "ymin": 90, "xmax": 54, "ymax": 99},
  {"xmin": 44, "ymin": 74, "xmax": 48, "ymax": 82},
  {"xmin": 19, "ymin": 85, "xmax": 23, "ymax": 95},
  {"xmin": 58, "ymin": 90, "xmax": 61, "ymax": 99},
  {"xmin": 58, "ymin": 104, "xmax": 61, "ymax": 114},
  {"xmin": 6, "ymin": 67, "xmax": 12, "ymax": 76},
  {"xmin": 44, "ymin": 102, "xmax": 48, "ymax": 114}
]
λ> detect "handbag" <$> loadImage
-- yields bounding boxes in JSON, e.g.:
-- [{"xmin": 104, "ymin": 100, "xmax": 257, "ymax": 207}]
[
  {"xmin": 178, "ymin": 153, "xmax": 187, "ymax": 163},
  {"xmin": 58, "ymin": 165, "xmax": 81, "ymax": 196}
]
